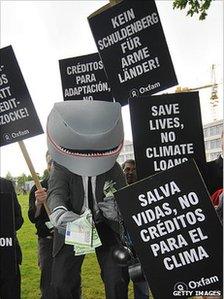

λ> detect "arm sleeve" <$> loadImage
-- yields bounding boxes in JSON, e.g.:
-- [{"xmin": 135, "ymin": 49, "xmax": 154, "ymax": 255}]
[
  {"xmin": 28, "ymin": 185, "xmax": 38, "ymax": 223},
  {"xmin": 47, "ymin": 164, "xmax": 70, "ymax": 213},
  {"xmin": 10, "ymin": 182, "xmax": 24, "ymax": 231},
  {"xmin": 47, "ymin": 164, "xmax": 81, "ymax": 232}
]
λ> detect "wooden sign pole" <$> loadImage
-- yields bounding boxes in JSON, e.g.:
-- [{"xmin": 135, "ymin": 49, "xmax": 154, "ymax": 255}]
[
  {"xmin": 18, "ymin": 140, "xmax": 50, "ymax": 215},
  {"xmin": 109, "ymin": 0, "xmax": 121, "ymax": 6},
  {"xmin": 89, "ymin": 0, "xmax": 122, "ymax": 18}
]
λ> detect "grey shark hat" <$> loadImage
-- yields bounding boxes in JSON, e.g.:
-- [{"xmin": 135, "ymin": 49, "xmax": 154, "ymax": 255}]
[{"xmin": 47, "ymin": 100, "xmax": 124, "ymax": 176}]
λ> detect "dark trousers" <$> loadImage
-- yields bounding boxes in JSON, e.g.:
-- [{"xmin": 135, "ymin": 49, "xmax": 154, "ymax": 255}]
[
  {"xmin": 0, "ymin": 265, "xmax": 21, "ymax": 299},
  {"xmin": 51, "ymin": 223, "xmax": 129, "ymax": 299},
  {"xmin": 38, "ymin": 237, "xmax": 55, "ymax": 299},
  {"xmin": 133, "ymin": 281, "xmax": 149, "ymax": 299}
]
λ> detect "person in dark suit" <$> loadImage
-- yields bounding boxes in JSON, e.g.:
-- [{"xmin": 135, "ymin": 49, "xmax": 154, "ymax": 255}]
[
  {"xmin": 47, "ymin": 161, "xmax": 129, "ymax": 299},
  {"xmin": 0, "ymin": 177, "xmax": 23, "ymax": 299},
  {"xmin": 198, "ymin": 130, "xmax": 223, "ymax": 197},
  {"xmin": 204, "ymin": 135, "xmax": 223, "ymax": 299},
  {"xmin": 205, "ymin": 154, "xmax": 223, "ymax": 195}
]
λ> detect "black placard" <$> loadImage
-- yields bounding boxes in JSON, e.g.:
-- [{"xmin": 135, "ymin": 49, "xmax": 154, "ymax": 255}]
[
  {"xmin": 59, "ymin": 53, "xmax": 113, "ymax": 102},
  {"xmin": 129, "ymin": 92, "xmax": 206, "ymax": 180},
  {"xmin": 0, "ymin": 45, "xmax": 43, "ymax": 146},
  {"xmin": 88, "ymin": 0, "xmax": 178, "ymax": 106},
  {"xmin": 115, "ymin": 160, "xmax": 223, "ymax": 299},
  {"xmin": 0, "ymin": 193, "xmax": 17, "ymax": 278}
]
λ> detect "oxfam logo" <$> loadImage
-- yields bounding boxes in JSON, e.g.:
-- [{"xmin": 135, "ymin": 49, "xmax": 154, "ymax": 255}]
[
  {"xmin": 174, "ymin": 282, "xmax": 188, "ymax": 292},
  {"xmin": 3, "ymin": 133, "xmax": 12, "ymax": 142}
]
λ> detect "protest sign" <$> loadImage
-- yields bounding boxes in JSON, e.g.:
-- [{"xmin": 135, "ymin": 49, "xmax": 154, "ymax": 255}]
[
  {"xmin": 59, "ymin": 53, "xmax": 113, "ymax": 101},
  {"xmin": 0, "ymin": 45, "xmax": 43, "ymax": 147},
  {"xmin": 88, "ymin": 0, "xmax": 178, "ymax": 106},
  {"xmin": 115, "ymin": 160, "xmax": 223, "ymax": 299},
  {"xmin": 0, "ymin": 46, "xmax": 49, "ymax": 212},
  {"xmin": 0, "ymin": 193, "xmax": 17, "ymax": 278},
  {"xmin": 129, "ymin": 92, "xmax": 206, "ymax": 180}
]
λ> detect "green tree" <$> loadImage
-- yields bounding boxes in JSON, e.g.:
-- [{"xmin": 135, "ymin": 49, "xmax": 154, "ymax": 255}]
[
  {"xmin": 173, "ymin": 0, "xmax": 212, "ymax": 20},
  {"xmin": 5, "ymin": 171, "xmax": 14, "ymax": 181},
  {"xmin": 17, "ymin": 173, "xmax": 28, "ymax": 192},
  {"xmin": 27, "ymin": 174, "xmax": 33, "ymax": 181},
  {"xmin": 5, "ymin": 171, "xmax": 16, "ymax": 188}
]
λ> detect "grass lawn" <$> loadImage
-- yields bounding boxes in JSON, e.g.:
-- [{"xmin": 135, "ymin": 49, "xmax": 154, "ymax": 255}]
[{"xmin": 17, "ymin": 194, "xmax": 137, "ymax": 299}]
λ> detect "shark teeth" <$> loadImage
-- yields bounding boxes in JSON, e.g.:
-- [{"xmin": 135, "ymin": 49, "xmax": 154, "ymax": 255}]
[
  {"xmin": 47, "ymin": 130, "xmax": 123, "ymax": 157},
  {"xmin": 58, "ymin": 144, "xmax": 123, "ymax": 157}
]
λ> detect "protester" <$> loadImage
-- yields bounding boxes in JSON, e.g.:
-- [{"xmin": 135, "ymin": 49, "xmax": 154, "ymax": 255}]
[
  {"xmin": 215, "ymin": 191, "xmax": 223, "ymax": 224},
  {"xmin": 47, "ymin": 161, "xmax": 129, "ymax": 299},
  {"xmin": 122, "ymin": 159, "xmax": 150, "ymax": 299},
  {"xmin": 209, "ymin": 188, "xmax": 223, "ymax": 224},
  {"xmin": 198, "ymin": 134, "xmax": 223, "ymax": 299},
  {"xmin": 28, "ymin": 152, "xmax": 55, "ymax": 299},
  {"xmin": 0, "ymin": 177, "xmax": 23, "ymax": 299},
  {"xmin": 201, "ymin": 131, "xmax": 223, "ymax": 195},
  {"xmin": 204, "ymin": 153, "xmax": 223, "ymax": 195},
  {"xmin": 202, "ymin": 134, "xmax": 223, "ymax": 223},
  {"xmin": 122, "ymin": 159, "xmax": 137, "ymax": 185},
  {"xmin": 46, "ymin": 100, "xmax": 129, "ymax": 299}
]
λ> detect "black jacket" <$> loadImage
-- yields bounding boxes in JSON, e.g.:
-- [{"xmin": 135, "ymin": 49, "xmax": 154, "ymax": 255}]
[
  {"xmin": 203, "ymin": 155, "xmax": 223, "ymax": 195},
  {"xmin": 47, "ymin": 162, "xmax": 126, "ymax": 256},
  {"xmin": 0, "ymin": 178, "xmax": 23, "ymax": 264}
]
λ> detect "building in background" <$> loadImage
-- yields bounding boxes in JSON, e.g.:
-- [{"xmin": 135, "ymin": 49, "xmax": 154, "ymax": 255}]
[
  {"xmin": 203, "ymin": 119, "xmax": 223, "ymax": 162},
  {"xmin": 117, "ymin": 119, "xmax": 223, "ymax": 165}
]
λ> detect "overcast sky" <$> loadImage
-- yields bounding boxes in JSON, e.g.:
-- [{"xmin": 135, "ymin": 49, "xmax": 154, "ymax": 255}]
[{"xmin": 0, "ymin": 0, "xmax": 223, "ymax": 177}]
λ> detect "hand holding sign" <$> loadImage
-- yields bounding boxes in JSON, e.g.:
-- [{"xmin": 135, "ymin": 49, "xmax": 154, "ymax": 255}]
[{"xmin": 35, "ymin": 188, "xmax": 47, "ymax": 206}]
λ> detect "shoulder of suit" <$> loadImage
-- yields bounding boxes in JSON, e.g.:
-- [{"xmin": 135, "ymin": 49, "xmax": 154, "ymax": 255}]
[
  {"xmin": 0, "ymin": 177, "xmax": 14, "ymax": 192},
  {"xmin": 105, "ymin": 162, "xmax": 122, "ymax": 176},
  {"xmin": 207, "ymin": 155, "xmax": 223, "ymax": 167},
  {"xmin": 114, "ymin": 161, "xmax": 122, "ymax": 171},
  {"xmin": 216, "ymin": 155, "xmax": 223, "ymax": 164},
  {"xmin": 52, "ymin": 162, "xmax": 79, "ymax": 177}
]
